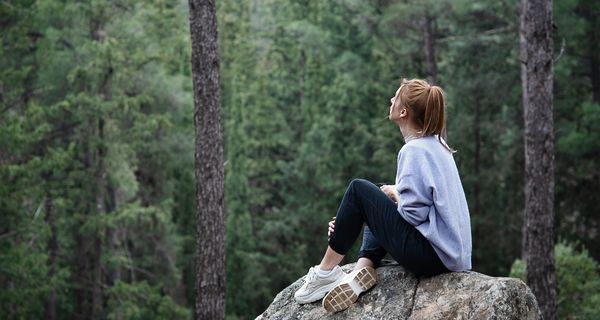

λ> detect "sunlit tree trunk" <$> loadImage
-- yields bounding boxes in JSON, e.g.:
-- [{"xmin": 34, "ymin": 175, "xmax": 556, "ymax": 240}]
[{"xmin": 188, "ymin": 0, "xmax": 226, "ymax": 318}]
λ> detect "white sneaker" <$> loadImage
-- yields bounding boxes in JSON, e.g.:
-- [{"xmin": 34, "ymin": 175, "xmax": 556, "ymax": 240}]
[
  {"xmin": 322, "ymin": 266, "xmax": 377, "ymax": 312},
  {"xmin": 294, "ymin": 265, "xmax": 346, "ymax": 304}
]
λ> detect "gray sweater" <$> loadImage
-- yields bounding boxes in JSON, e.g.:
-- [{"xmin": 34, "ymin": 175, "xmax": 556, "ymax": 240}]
[{"xmin": 395, "ymin": 135, "xmax": 472, "ymax": 271}]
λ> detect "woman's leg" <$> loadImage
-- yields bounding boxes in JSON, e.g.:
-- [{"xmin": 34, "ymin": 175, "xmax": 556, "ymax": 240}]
[
  {"xmin": 326, "ymin": 178, "xmax": 448, "ymax": 277},
  {"xmin": 326, "ymin": 178, "xmax": 398, "ymax": 261},
  {"xmin": 320, "ymin": 227, "xmax": 385, "ymax": 271},
  {"xmin": 356, "ymin": 226, "xmax": 387, "ymax": 269},
  {"xmin": 355, "ymin": 257, "xmax": 375, "ymax": 270},
  {"xmin": 295, "ymin": 179, "xmax": 391, "ymax": 304},
  {"xmin": 319, "ymin": 247, "xmax": 344, "ymax": 271},
  {"xmin": 297, "ymin": 178, "xmax": 446, "ymax": 305}
]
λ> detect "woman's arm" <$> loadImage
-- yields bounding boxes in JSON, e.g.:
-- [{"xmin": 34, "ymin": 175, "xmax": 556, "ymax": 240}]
[{"xmin": 396, "ymin": 174, "xmax": 432, "ymax": 226}]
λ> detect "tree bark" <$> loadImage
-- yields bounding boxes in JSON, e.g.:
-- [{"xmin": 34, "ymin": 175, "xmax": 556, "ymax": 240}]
[
  {"xmin": 587, "ymin": 23, "xmax": 600, "ymax": 103},
  {"xmin": 106, "ymin": 183, "xmax": 121, "ymax": 286},
  {"xmin": 474, "ymin": 96, "xmax": 481, "ymax": 218},
  {"xmin": 91, "ymin": 118, "xmax": 106, "ymax": 320},
  {"xmin": 74, "ymin": 139, "xmax": 93, "ymax": 320},
  {"xmin": 421, "ymin": 12, "xmax": 437, "ymax": 85},
  {"xmin": 519, "ymin": 0, "xmax": 557, "ymax": 319},
  {"xmin": 43, "ymin": 194, "xmax": 57, "ymax": 320},
  {"xmin": 188, "ymin": 1, "xmax": 226, "ymax": 319}
]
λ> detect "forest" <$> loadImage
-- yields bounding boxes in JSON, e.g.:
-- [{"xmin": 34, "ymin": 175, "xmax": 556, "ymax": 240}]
[{"xmin": 1, "ymin": 0, "xmax": 599, "ymax": 319}]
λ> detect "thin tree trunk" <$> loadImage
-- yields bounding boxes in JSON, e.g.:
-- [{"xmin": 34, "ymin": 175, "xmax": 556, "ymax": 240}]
[
  {"xmin": 188, "ymin": 0, "xmax": 226, "ymax": 319},
  {"xmin": 577, "ymin": 0, "xmax": 600, "ymax": 103},
  {"xmin": 106, "ymin": 184, "xmax": 121, "ymax": 286},
  {"xmin": 74, "ymin": 140, "xmax": 93, "ymax": 320},
  {"xmin": 91, "ymin": 118, "xmax": 106, "ymax": 320},
  {"xmin": 299, "ymin": 49, "xmax": 306, "ymax": 144},
  {"xmin": 43, "ymin": 193, "xmax": 57, "ymax": 320},
  {"xmin": 519, "ymin": 0, "xmax": 557, "ymax": 318},
  {"xmin": 588, "ymin": 27, "xmax": 600, "ymax": 103},
  {"xmin": 474, "ymin": 96, "xmax": 481, "ymax": 217},
  {"xmin": 71, "ymin": 16, "xmax": 113, "ymax": 320},
  {"xmin": 421, "ymin": 10, "xmax": 446, "ymax": 141},
  {"xmin": 89, "ymin": 15, "xmax": 113, "ymax": 314},
  {"xmin": 73, "ymin": 238, "xmax": 89, "ymax": 320},
  {"xmin": 421, "ymin": 13, "xmax": 437, "ymax": 85},
  {"xmin": 91, "ymin": 231, "xmax": 103, "ymax": 320}
]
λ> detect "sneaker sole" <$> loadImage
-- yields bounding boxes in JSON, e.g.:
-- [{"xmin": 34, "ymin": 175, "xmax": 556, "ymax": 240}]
[
  {"xmin": 322, "ymin": 267, "xmax": 377, "ymax": 313},
  {"xmin": 295, "ymin": 275, "xmax": 345, "ymax": 304}
]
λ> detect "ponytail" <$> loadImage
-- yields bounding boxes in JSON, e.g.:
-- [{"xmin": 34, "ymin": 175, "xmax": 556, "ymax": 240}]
[
  {"xmin": 424, "ymin": 86, "xmax": 455, "ymax": 153},
  {"xmin": 423, "ymin": 86, "xmax": 444, "ymax": 137},
  {"xmin": 397, "ymin": 79, "xmax": 456, "ymax": 153}
]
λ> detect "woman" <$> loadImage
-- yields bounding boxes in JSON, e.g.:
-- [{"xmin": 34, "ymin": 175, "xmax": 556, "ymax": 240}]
[{"xmin": 293, "ymin": 78, "xmax": 472, "ymax": 313}]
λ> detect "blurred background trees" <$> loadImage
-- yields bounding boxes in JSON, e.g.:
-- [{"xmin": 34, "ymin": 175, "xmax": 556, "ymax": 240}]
[{"xmin": 1, "ymin": 0, "xmax": 598, "ymax": 319}]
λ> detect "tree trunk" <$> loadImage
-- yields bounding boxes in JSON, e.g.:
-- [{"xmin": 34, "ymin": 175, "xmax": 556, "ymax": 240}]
[
  {"xmin": 587, "ymin": 25, "xmax": 600, "ymax": 103},
  {"xmin": 43, "ymin": 194, "xmax": 57, "ymax": 320},
  {"xmin": 91, "ymin": 230, "xmax": 103, "ymax": 320},
  {"xmin": 106, "ymin": 183, "xmax": 121, "ymax": 286},
  {"xmin": 519, "ymin": 0, "xmax": 557, "ymax": 319},
  {"xmin": 421, "ymin": 13, "xmax": 437, "ymax": 85},
  {"xmin": 73, "ymin": 241, "xmax": 88, "ymax": 319},
  {"xmin": 91, "ymin": 118, "xmax": 106, "ymax": 320},
  {"xmin": 74, "ymin": 142, "xmax": 93, "ymax": 320},
  {"xmin": 188, "ymin": 0, "xmax": 226, "ymax": 319},
  {"xmin": 474, "ymin": 96, "xmax": 481, "ymax": 218}
]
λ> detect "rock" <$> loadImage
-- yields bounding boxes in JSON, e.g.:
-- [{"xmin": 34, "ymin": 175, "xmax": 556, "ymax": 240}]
[
  {"xmin": 410, "ymin": 271, "xmax": 540, "ymax": 319},
  {"xmin": 256, "ymin": 261, "xmax": 541, "ymax": 320}
]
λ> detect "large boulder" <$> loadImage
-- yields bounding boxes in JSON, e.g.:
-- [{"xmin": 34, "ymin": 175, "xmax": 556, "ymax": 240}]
[{"xmin": 257, "ymin": 262, "xmax": 540, "ymax": 319}]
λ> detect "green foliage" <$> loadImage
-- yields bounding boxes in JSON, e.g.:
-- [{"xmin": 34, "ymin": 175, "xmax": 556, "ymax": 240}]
[
  {"xmin": 106, "ymin": 281, "xmax": 190, "ymax": 320},
  {"xmin": 1, "ymin": 0, "xmax": 192, "ymax": 318},
  {"xmin": 509, "ymin": 242, "xmax": 600, "ymax": 319},
  {"xmin": 509, "ymin": 259, "xmax": 526, "ymax": 281},
  {"xmin": 0, "ymin": 246, "xmax": 50, "ymax": 319},
  {"xmin": 1, "ymin": 0, "xmax": 599, "ymax": 318}
]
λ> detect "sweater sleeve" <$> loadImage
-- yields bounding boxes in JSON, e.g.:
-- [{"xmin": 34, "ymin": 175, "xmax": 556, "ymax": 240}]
[{"xmin": 396, "ymin": 174, "xmax": 433, "ymax": 226}]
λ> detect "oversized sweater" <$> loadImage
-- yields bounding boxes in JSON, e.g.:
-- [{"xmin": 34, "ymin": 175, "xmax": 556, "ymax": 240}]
[{"xmin": 395, "ymin": 135, "xmax": 472, "ymax": 271}]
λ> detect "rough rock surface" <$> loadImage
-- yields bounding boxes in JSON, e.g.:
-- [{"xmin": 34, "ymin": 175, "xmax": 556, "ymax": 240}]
[{"xmin": 257, "ymin": 261, "xmax": 540, "ymax": 320}]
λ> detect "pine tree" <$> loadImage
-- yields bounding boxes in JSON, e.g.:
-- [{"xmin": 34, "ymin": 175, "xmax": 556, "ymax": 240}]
[
  {"xmin": 520, "ymin": 0, "xmax": 557, "ymax": 318},
  {"xmin": 188, "ymin": 0, "xmax": 226, "ymax": 318}
]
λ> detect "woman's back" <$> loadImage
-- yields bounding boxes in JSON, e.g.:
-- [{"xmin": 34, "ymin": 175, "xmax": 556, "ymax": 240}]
[{"xmin": 395, "ymin": 135, "xmax": 472, "ymax": 271}]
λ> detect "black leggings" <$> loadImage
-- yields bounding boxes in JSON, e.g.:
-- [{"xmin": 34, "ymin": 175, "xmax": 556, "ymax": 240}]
[{"xmin": 328, "ymin": 179, "xmax": 449, "ymax": 277}]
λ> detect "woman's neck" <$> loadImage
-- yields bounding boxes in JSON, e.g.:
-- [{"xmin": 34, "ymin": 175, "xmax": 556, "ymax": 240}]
[{"xmin": 399, "ymin": 124, "xmax": 421, "ymax": 143}]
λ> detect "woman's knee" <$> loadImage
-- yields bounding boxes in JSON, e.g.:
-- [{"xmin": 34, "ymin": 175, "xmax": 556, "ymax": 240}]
[
  {"xmin": 349, "ymin": 179, "xmax": 379, "ymax": 197},
  {"xmin": 349, "ymin": 178, "xmax": 371, "ymax": 190}
]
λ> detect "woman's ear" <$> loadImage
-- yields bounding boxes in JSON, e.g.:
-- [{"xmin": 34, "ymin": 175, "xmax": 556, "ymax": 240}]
[{"xmin": 400, "ymin": 108, "xmax": 408, "ymax": 118}]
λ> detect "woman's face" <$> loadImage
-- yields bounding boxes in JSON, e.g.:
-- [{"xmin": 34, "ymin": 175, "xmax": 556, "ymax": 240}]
[{"xmin": 388, "ymin": 87, "xmax": 402, "ymax": 123}]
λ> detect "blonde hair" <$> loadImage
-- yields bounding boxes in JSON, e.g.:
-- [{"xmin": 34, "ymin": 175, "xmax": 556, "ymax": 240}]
[{"xmin": 395, "ymin": 78, "xmax": 456, "ymax": 153}]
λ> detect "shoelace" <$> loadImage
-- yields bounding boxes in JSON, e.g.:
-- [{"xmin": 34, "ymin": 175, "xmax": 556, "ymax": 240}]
[{"xmin": 305, "ymin": 267, "xmax": 319, "ymax": 289}]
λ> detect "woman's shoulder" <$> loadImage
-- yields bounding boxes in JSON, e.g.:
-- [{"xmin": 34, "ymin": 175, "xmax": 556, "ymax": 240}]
[
  {"xmin": 399, "ymin": 135, "xmax": 436, "ymax": 155},
  {"xmin": 397, "ymin": 142, "xmax": 432, "ymax": 172},
  {"xmin": 402, "ymin": 135, "xmax": 452, "ymax": 154},
  {"xmin": 398, "ymin": 136, "xmax": 454, "ymax": 172}
]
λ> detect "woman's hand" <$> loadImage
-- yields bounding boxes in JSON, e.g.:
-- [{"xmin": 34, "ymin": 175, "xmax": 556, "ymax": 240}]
[
  {"xmin": 380, "ymin": 184, "xmax": 399, "ymax": 204},
  {"xmin": 328, "ymin": 216, "xmax": 335, "ymax": 241}
]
